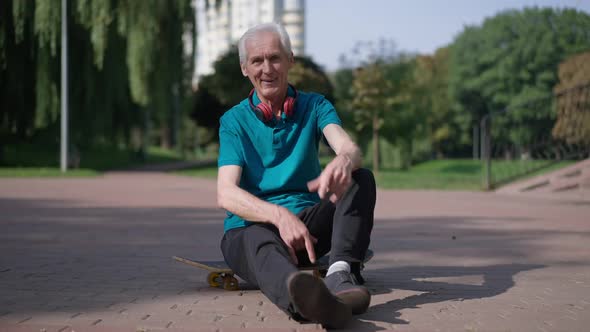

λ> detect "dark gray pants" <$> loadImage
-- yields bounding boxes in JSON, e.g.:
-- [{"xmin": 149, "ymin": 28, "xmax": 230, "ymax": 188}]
[{"xmin": 220, "ymin": 168, "xmax": 376, "ymax": 314}]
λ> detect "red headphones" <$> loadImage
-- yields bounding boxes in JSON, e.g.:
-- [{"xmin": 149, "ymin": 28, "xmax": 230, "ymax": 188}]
[{"xmin": 248, "ymin": 84, "xmax": 298, "ymax": 122}]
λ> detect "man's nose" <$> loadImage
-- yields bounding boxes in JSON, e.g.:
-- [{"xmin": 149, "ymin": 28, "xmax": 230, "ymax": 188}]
[{"xmin": 262, "ymin": 59, "xmax": 272, "ymax": 73}]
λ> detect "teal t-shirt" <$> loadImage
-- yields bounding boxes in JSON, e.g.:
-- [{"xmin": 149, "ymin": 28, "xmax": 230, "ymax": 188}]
[{"xmin": 218, "ymin": 88, "xmax": 342, "ymax": 232}]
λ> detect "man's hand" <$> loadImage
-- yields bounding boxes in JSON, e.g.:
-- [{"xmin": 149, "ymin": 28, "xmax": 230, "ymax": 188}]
[
  {"xmin": 274, "ymin": 206, "xmax": 317, "ymax": 265},
  {"xmin": 307, "ymin": 154, "xmax": 353, "ymax": 203}
]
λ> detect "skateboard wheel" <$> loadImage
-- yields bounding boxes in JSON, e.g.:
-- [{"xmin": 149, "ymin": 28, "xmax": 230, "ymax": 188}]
[
  {"xmin": 312, "ymin": 269, "xmax": 321, "ymax": 278},
  {"xmin": 315, "ymin": 269, "xmax": 327, "ymax": 278},
  {"xmin": 223, "ymin": 276, "xmax": 239, "ymax": 291},
  {"xmin": 208, "ymin": 272, "xmax": 222, "ymax": 287}
]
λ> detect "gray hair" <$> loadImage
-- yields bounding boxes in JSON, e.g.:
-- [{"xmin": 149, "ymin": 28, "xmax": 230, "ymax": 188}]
[{"xmin": 238, "ymin": 22, "xmax": 292, "ymax": 64}]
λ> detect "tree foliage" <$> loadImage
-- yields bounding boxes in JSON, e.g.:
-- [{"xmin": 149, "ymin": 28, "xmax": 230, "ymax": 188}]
[
  {"xmin": 289, "ymin": 56, "xmax": 334, "ymax": 102},
  {"xmin": 380, "ymin": 56, "xmax": 426, "ymax": 168},
  {"xmin": 351, "ymin": 62, "xmax": 391, "ymax": 173},
  {"xmin": 0, "ymin": 0, "xmax": 194, "ymax": 155},
  {"xmin": 329, "ymin": 68, "xmax": 355, "ymax": 133},
  {"xmin": 4, "ymin": 4, "xmax": 590, "ymax": 167},
  {"xmin": 413, "ymin": 48, "xmax": 457, "ymax": 157},
  {"xmin": 449, "ymin": 7, "xmax": 590, "ymax": 150},
  {"xmin": 197, "ymin": 47, "xmax": 250, "ymax": 108}
]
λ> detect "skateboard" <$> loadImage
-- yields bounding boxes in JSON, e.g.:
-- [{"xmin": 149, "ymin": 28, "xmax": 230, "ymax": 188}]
[{"xmin": 173, "ymin": 249, "xmax": 373, "ymax": 291}]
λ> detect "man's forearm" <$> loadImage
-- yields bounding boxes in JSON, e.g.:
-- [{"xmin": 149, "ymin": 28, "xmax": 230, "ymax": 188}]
[
  {"xmin": 337, "ymin": 141, "xmax": 362, "ymax": 171},
  {"xmin": 218, "ymin": 184, "xmax": 282, "ymax": 225},
  {"xmin": 322, "ymin": 124, "xmax": 362, "ymax": 171}
]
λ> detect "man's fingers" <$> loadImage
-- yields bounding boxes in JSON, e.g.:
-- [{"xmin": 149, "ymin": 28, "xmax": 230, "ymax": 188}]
[
  {"xmin": 318, "ymin": 182, "xmax": 331, "ymax": 200},
  {"xmin": 309, "ymin": 176, "xmax": 332, "ymax": 200},
  {"xmin": 304, "ymin": 236, "xmax": 316, "ymax": 264},
  {"xmin": 329, "ymin": 192, "xmax": 339, "ymax": 203},
  {"xmin": 327, "ymin": 183, "xmax": 343, "ymax": 203},
  {"xmin": 328, "ymin": 180, "xmax": 351, "ymax": 203},
  {"xmin": 307, "ymin": 178, "xmax": 319, "ymax": 192}
]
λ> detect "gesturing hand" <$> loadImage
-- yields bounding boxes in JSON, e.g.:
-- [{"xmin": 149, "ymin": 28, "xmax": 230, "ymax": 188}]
[
  {"xmin": 307, "ymin": 154, "xmax": 353, "ymax": 203},
  {"xmin": 274, "ymin": 207, "xmax": 317, "ymax": 265}
]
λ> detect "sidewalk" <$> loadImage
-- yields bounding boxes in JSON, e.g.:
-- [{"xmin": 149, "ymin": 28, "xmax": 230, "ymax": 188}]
[{"xmin": 1, "ymin": 172, "xmax": 589, "ymax": 331}]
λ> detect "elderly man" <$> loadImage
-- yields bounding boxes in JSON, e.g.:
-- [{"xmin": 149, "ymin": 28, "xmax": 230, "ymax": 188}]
[{"xmin": 216, "ymin": 22, "xmax": 376, "ymax": 328}]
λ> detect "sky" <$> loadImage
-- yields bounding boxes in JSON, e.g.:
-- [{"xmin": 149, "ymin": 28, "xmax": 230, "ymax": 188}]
[{"xmin": 305, "ymin": 0, "xmax": 590, "ymax": 72}]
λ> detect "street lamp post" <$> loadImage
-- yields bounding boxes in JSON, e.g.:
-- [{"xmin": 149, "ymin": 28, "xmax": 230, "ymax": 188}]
[{"xmin": 60, "ymin": 0, "xmax": 68, "ymax": 172}]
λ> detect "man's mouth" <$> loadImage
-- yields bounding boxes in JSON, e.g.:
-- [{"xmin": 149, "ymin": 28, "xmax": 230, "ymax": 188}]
[{"xmin": 261, "ymin": 78, "xmax": 276, "ymax": 86}]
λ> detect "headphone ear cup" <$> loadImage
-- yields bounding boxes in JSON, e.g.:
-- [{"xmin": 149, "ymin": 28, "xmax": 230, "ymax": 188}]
[
  {"xmin": 248, "ymin": 87, "xmax": 297, "ymax": 122},
  {"xmin": 257, "ymin": 102, "xmax": 273, "ymax": 122},
  {"xmin": 249, "ymin": 88, "xmax": 272, "ymax": 122},
  {"xmin": 283, "ymin": 96, "xmax": 296, "ymax": 117}
]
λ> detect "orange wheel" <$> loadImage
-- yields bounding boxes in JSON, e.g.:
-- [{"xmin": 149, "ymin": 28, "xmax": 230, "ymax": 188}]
[
  {"xmin": 313, "ymin": 269, "xmax": 321, "ymax": 278},
  {"xmin": 207, "ymin": 272, "xmax": 222, "ymax": 287},
  {"xmin": 223, "ymin": 276, "xmax": 239, "ymax": 291}
]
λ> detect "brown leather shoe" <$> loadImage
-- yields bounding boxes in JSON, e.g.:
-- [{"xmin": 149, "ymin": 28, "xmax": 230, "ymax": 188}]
[{"xmin": 287, "ymin": 272, "xmax": 352, "ymax": 329}]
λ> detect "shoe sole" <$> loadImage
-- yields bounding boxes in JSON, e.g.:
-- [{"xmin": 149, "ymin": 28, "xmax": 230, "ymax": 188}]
[
  {"xmin": 287, "ymin": 272, "xmax": 352, "ymax": 329},
  {"xmin": 335, "ymin": 287, "xmax": 371, "ymax": 315}
]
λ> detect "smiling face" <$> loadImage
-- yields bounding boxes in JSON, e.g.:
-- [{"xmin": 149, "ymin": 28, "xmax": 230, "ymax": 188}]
[{"xmin": 241, "ymin": 31, "xmax": 294, "ymax": 107}]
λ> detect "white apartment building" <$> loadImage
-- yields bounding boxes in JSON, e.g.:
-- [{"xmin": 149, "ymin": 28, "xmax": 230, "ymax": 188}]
[{"xmin": 192, "ymin": 0, "xmax": 305, "ymax": 88}]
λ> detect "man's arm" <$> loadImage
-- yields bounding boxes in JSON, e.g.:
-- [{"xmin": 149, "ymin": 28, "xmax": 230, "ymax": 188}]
[
  {"xmin": 307, "ymin": 123, "xmax": 362, "ymax": 203},
  {"xmin": 323, "ymin": 123, "xmax": 362, "ymax": 170},
  {"xmin": 217, "ymin": 165, "xmax": 316, "ymax": 263},
  {"xmin": 217, "ymin": 165, "xmax": 279, "ymax": 223}
]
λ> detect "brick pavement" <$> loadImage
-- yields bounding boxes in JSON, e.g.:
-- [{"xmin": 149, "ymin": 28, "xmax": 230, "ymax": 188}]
[{"xmin": 0, "ymin": 172, "xmax": 589, "ymax": 331}]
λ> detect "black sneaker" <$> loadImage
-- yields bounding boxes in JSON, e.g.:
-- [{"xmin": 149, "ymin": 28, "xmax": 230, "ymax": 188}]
[
  {"xmin": 324, "ymin": 270, "xmax": 371, "ymax": 315},
  {"xmin": 287, "ymin": 271, "xmax": 352, "ymax": 329}
]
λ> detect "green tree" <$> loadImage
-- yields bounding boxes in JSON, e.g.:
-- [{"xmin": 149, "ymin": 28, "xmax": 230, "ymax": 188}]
[
  {"xmin": 289, "ymin": 56, "xmax": 334, "ymax": 102},
  {"xmin": 330, "ymin": 68, "xmax": 356, "ymax": 135},
  {"xmin": 0, "ymin": 0, "xmax": 194, "ymax": 163},
  {"xmin": 413, "ymin": 48, "xmax": 457, "ymax": 158},
  {"xmin": 351, "ymin": 62, "xmax": 391, "ymax": 174},
  {"xmin": 198, "ymin": 47, "xmax": 251, "ymax": 108},
  {"xmin": 339, "ymin": 39, "xmax": 427, "ymax": 169},
  {"xmin": 449, "ymin": 7, "xmax": 590, "ymax": 155},
  {"xmin": 190, "ymin": 86, "xmax": 225, "ymax": 148},
  {"xmin": 380, "ymin": 56, "xmax": 425, "ymax": 169}
]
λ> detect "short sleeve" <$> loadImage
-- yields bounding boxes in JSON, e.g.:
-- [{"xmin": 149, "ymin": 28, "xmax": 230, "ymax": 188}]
[
  {"xmin": 218, "ymin": 115, "xmax": 244, "ymax": 167},
  {"xmin": 315, "ymin": 96, "xmax": 342, "ymax": 131}
]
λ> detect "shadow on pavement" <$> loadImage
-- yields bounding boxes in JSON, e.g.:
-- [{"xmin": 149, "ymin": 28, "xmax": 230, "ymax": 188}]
[{"xmin": 344, "ymin": 263, "xmax": 544, "ymax": 331}]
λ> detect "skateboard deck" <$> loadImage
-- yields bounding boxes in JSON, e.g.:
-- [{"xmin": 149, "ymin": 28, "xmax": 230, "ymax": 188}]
[{"xmin": 173, "ymin": 249, "xmax": 373, "ymax": 291}]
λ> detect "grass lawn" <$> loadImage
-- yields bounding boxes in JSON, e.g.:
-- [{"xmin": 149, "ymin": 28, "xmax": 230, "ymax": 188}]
[
  {"xmin": 176, "ymin": 166, "xmax": 219, "ymax": 178},
  {"xmin": 0, "ymin": 143, "xmax": 188, "ymax": 177},
  {"xmin": 3, "ymin": 141, "xmax": 575, "ymax": 190},
  {"xmin": 174, "ymin": 158, "xmax": 578, "ymax": 191},
  {"xmin": 175, "ymin": 159, "xmax": 485, "ymax": 190},
  {"xmin": 490, "ymin": 159, "xmax": 574, "ymax": 186},
  {"xmin": 376, "ymin": 159, "xmax": 483, "ymax": 190},
  {"xmin": 0, "ymin": 168, "xmax": 99, "ymax": 177}
]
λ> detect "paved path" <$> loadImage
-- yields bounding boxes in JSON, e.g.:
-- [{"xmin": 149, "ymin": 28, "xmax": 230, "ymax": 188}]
[{"xmin": 0, "ymin": 172, "xmax": 589, "ymax": 331}]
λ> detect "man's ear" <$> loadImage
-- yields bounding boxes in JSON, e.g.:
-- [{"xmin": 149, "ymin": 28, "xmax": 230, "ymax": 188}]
[
  {"xmin": 287, "ymin": 52, "xmax": 295, "ymax": 69},
  {"xmin": 240, "ymin": 63, "xmax": 248, "ymax": 77}
]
